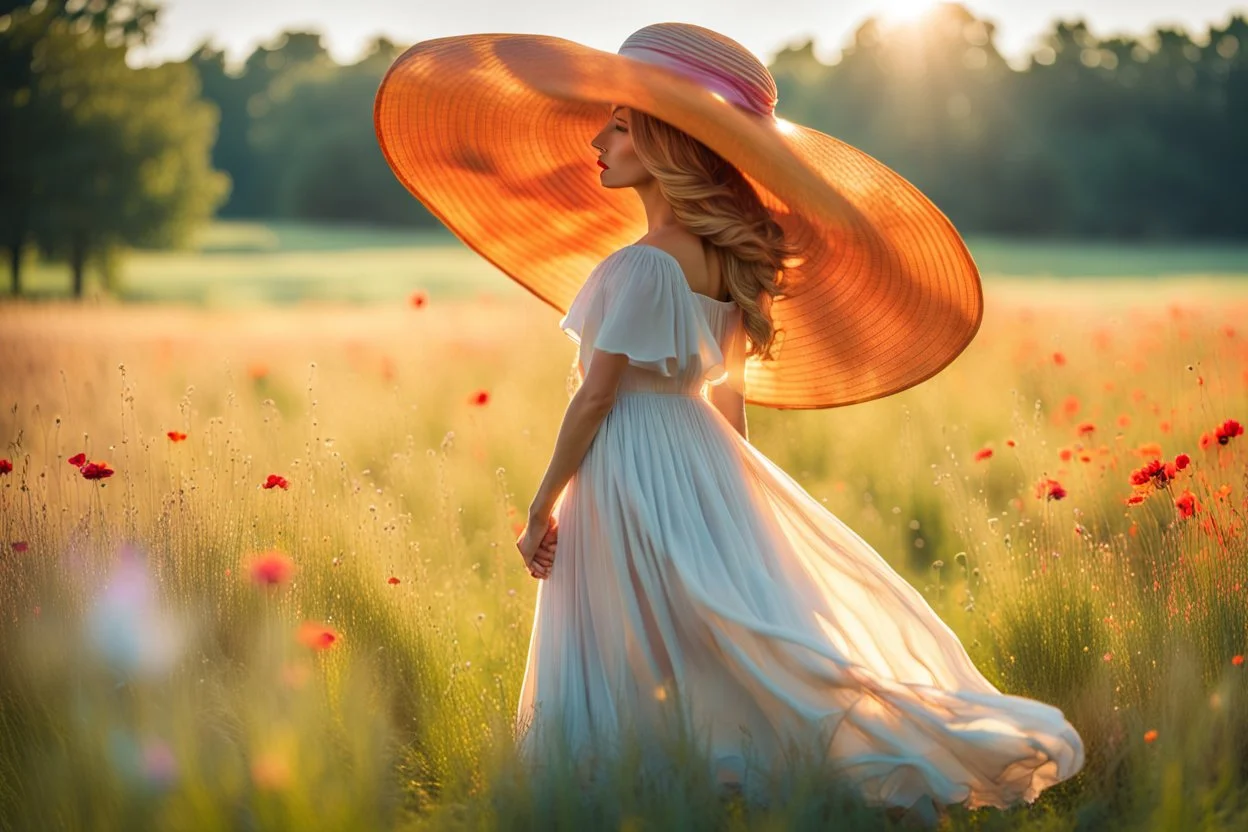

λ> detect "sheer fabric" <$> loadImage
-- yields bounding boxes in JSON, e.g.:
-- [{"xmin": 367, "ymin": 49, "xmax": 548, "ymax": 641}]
[{"xmin": 516, "ymin": 245, "xmax": 1084, "ymax": 813}]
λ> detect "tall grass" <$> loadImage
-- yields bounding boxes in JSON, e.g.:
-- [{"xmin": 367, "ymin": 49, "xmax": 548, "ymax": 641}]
[{"xmin": 0, "ymin": 281, "xmax": 1246, "ymax": 829}]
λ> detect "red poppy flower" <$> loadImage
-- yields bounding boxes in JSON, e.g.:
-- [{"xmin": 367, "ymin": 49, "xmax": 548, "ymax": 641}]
[
  {"xmin": 1215, "ymin": 419, "xmax": 1243, "ymax": 445},
  {"xmin": 0, "ymin": 458, "xmax": 11, "ymax": 475},
  {"xmin": 11, "ymin": 541, "xmax": 28, "ymax": 552},
  {"xmin": 468, "ymin": 390, "xmax": 490, "ymax": 406},
  {"xmin": 80, "ymin": 462, "xmax": 115, "ymax": 480},
  {"xmin": 297, "ymin": 621, "xmax": 339, "ymax": 650},
  {"xmin": 1143, "ymin": 729, "xmax": 1158, "ymax": 743},
  {"xmin": 262, "ymin": 474, "xmax": 289, "ymax": 490},
  {"xmin": 1130, "ymin": 453, "xmax": 1189, "ymax": 492},
  {"xmin": 68, "ymin": 453, "xmax": 86, "ymax": 467},
  {"xmin": 1233, "ymin": 655, "xmax": 1244, "ymax": 667},
  {"xmin": 1076, "ymin": 421, "xmax": 1096, "ymax": 436},
  {"xmin": 248, "ymin": 549, "xmax": 295, "ymax": 585},
  {"xmin": 973, "ymin": 447, "xmax": 992, "ymax": 462},
  {"xmin": 1175, "ymin": 488, "xmax": 1201, "ymax": 520},
  {"xmin": 1052, "ymin": 351, "xmax": 1066, "ymax": 366},
  {"xmin": 1034, "ymin": 477, "xmax": 1066, "ymax": 501},
  {"xmin": 1130, "ymin": 459, "xmax": 1166, "ymax": 489},
  {"xmin": 388, "ymin": 576, "xmax": 400, "ymax": 585},
  {"xmin": 409, "ymin": 290, "xmax": 428, "ymax": 308},
  {"xmin": 167, "ymin": 431, "xmax": 188, "ymax": 442}
]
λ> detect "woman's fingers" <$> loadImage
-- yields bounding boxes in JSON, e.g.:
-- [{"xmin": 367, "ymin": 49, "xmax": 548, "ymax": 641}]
[{"xmin": 529, "ymin": 525, "xmax": 557, "ymax": 578}]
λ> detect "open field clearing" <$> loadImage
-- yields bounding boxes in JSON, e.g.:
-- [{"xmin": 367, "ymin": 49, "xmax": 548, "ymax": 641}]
[{"xmin": 2, "ymin": 264, "xmax": 1248, "ymax": 829}]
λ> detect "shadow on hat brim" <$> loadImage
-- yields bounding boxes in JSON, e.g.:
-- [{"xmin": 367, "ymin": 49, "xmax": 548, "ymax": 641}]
[{"xmin": 374, "ymin": 33, "xmax": 983, "ymax": 410}]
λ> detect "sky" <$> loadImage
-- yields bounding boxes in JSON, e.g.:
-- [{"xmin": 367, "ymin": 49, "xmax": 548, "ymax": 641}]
[{"xmin": 127, "ymin": 0, "xmax": 1248, "ymax": 72}]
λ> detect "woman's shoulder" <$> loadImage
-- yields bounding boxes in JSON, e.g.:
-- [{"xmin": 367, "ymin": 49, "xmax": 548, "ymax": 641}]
[
  {"xmin": 592, "ymin": 245, "xmax": 699, "ymax": 304},
  {"xmin": 596, "ymin": 242, "xmax": 690, "ymax": 279}
]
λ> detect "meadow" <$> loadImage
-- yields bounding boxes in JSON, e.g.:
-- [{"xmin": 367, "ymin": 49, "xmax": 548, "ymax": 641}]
[{"xmin": 1, "ymin": 223, "xmax": 1248, "ymax": 829}]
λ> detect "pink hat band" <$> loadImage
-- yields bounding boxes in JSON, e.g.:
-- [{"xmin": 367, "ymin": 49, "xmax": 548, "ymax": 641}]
[{"xmin": 617, "ymin": 29, "xmax": 777, "ymax": 118}]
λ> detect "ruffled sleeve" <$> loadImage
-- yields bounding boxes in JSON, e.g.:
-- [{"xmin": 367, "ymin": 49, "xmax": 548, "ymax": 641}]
[{"xmin": 559, "ymin": 246, "xmax": 726, "ymax": 383}]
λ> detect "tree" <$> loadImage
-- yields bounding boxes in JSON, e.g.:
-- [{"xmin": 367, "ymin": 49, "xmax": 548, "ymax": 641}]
[
  {"xmin": 247, "ymin": 35, "xmax": 434, "ymax": 225},
  {"xmin": 0, "ymin": 0, "xmax": 160, "ymax": 294},
  {"xmin": 2, "ymin": 5, "xmax": 228, "ymax": 297},
  {"xmin": 187, "ymin": 30, "xmax": 332, "ymax": 217}
]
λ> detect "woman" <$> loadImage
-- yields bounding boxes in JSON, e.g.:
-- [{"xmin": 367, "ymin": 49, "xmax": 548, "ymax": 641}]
[{"xmin": 375, "ymin": 21, "xmax": 1084, "ymax": 821}]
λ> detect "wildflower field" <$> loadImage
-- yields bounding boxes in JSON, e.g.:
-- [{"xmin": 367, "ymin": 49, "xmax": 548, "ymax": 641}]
[{"xmin": 2, "ymin": 234, "xmax": 1248, "ymax": 829}]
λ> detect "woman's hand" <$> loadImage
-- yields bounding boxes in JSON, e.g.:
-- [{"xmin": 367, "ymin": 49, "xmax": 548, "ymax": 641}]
[{"xmin": 516, "ymin": 510, "xmax": 559, "ymax": 579}]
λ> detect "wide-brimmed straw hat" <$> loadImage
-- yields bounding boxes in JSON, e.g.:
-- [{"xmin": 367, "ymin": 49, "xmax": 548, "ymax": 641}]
[{"xmin": 374, "ymin": 21, "xmax": 983, "ymax": 409}]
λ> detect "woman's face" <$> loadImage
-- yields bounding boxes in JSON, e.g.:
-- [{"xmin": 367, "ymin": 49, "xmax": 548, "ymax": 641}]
[{"xmin": 591, "ymin": 104, "xmax": 647, "ymax": 187}]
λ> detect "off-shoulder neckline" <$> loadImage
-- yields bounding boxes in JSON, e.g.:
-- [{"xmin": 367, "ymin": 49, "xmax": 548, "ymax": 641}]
[{"xmin": 621, "ymin": 244, "xmax": 738, "ymax": 307}]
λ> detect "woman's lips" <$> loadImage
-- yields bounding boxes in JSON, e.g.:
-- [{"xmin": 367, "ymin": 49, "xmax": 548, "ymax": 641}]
[{"xmin": 597, "ymin": 160, "xmax": 609, "ymax": 169}]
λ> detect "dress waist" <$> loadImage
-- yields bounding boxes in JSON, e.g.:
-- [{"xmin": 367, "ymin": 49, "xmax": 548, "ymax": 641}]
[{"xmin": 616, "ymin": 389, "xmax": 702, "ymax": 399}]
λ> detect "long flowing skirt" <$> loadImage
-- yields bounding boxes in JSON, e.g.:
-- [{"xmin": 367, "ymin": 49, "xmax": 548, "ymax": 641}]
[{"xmin": 515, "ymin": 390, "xmax": 1084, "ymax": 813}]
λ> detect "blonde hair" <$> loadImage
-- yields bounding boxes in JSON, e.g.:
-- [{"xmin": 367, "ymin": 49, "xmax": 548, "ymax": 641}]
[{"xmin": 629, "ymin": 109, "xmax": 800, "ymax": 363}]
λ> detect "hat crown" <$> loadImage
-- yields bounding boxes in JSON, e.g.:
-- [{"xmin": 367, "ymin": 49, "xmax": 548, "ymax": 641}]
[{"xmin": 617, "ymin": 23, "xmax": 777, "ymax": 118}]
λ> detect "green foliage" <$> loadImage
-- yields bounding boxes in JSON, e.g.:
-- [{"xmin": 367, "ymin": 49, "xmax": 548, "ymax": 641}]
[
  {"xmin": 0, "ymin": 4, "xmax": 228, "ymax": 295},
  {"xmin": 767, "ymin": 6, "xmax": 1248, "ymax": 239},
  {"xmin": 188, "ymin": 34, "xmax": 433, "ymax": 226},
  {"xmin": 170, "ymin": 3, "xmax": 1248, "ymax": 240}
]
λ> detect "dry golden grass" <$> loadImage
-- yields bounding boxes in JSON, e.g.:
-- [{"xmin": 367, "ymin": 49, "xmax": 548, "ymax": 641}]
[{"xmin": 1, "ymin": 276, "xmax": 1247, "ymax": 829}]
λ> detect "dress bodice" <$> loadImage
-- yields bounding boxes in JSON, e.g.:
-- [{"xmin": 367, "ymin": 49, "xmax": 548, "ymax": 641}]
[{"xmin": 559, "ymin": 245, "xmax": 747, "ymax": 397}]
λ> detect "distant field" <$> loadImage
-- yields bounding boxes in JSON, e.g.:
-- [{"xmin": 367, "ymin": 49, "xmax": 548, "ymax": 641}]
[{"xmin": 6, "ymin": 220, "xmax": 1248, "ymax": 306}]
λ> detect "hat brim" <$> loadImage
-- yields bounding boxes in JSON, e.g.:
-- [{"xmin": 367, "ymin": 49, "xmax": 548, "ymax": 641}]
[{"xmin": 374, "ymin": 33, "xmax": 983, "ymax": 409}]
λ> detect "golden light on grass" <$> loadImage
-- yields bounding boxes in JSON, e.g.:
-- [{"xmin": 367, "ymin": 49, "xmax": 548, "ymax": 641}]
[{"xmin": 1, "ymin": 264, "xmax": 1246, "ymax": 824}]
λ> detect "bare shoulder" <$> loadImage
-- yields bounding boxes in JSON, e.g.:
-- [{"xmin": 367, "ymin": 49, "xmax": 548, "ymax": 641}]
[
  {"xmin": 635, "ymin": 228, "xmax": 700, "ymax": 267},
  {"xmin": 635, "ymin": 229, "xmax": 723, "ymax": 299}
]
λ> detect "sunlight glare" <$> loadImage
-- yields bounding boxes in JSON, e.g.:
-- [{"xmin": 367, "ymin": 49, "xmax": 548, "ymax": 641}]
[{"xmin": 877, "ymin": 0, "xmax": 937, "ymax": 26}]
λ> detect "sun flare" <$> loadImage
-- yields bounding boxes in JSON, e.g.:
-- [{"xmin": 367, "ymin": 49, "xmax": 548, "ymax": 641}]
[{"xmin": 876, "ymin": 0, "xmax": 938, "ymax": 25}]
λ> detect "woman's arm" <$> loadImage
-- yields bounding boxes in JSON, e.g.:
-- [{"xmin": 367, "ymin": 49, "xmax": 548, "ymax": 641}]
[
  {"xmin": 707, "ymin": 382, "xmax": 748, "ymax": 441},
  {"xmin": 527, "ymin": 350, "xmax": 629, "ymax": 520}
]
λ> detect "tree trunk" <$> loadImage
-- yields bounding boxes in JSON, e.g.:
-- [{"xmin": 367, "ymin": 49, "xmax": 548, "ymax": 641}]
[{"xmin": 71, "ymin": 238, "xmax": 87, "ymax": 298}]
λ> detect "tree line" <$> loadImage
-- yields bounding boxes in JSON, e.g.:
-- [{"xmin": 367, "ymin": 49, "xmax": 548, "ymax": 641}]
[{"xmin": 2, "ymin": 1, "xmax": 1246, "ymax": 297}]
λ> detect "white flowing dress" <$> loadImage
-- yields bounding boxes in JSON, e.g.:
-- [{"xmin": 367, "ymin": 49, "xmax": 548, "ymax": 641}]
[{"xmin": 515, "ymin": 244, "xmax": 1084, "ymax": 813}]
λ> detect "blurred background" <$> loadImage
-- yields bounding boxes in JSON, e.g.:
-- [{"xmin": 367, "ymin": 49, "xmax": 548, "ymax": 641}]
[{"xmin": 2, "ymin": 0, "xmax": 1246, "ymax": 303}]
